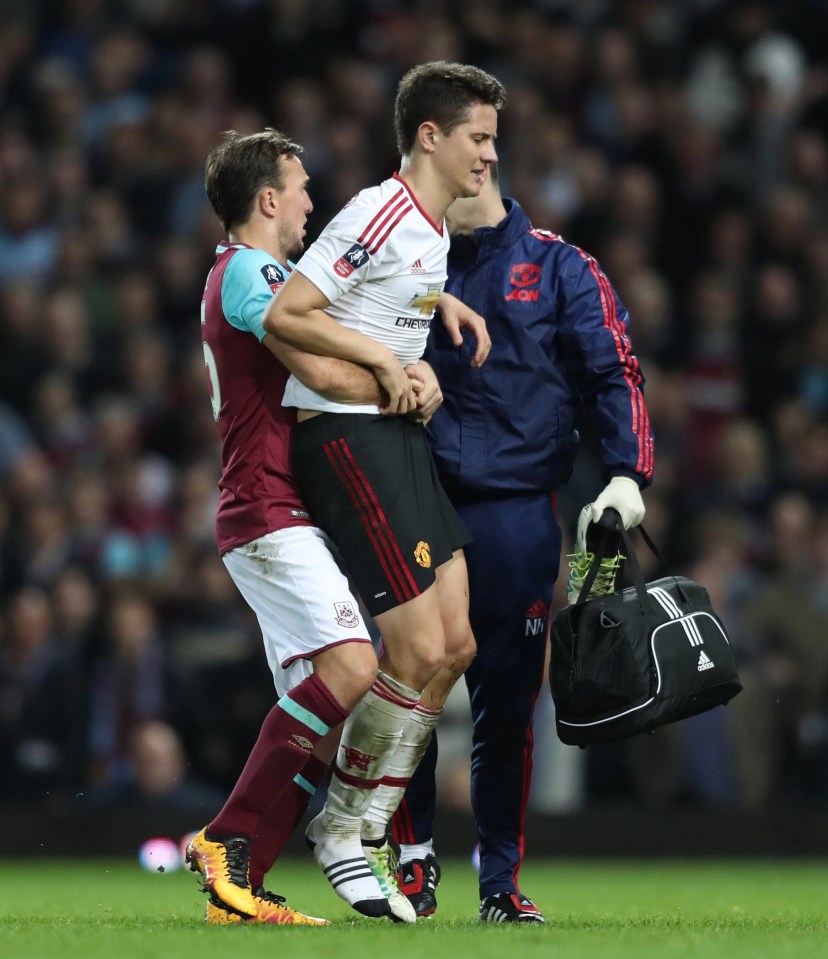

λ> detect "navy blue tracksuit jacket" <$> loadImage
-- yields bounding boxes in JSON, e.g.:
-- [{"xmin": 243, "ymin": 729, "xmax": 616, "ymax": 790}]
[{"xmin": 393, "ymin": 198, "xmax": 654, "ymax": 898}]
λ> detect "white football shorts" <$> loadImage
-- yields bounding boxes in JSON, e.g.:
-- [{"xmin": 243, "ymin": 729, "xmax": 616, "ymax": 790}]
[{"xmin": 222, "ymin": 525, "xmax": 373, "ymax": 695}]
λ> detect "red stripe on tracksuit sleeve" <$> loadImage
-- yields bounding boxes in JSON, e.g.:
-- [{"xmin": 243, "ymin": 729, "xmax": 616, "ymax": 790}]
[
  {"xmin": 585, "ymin": 256, "xmax": 653, "ymax": 480},
  {"xmin": 322, "ymin": 438, "xmax": 419, "ymax": 605}
]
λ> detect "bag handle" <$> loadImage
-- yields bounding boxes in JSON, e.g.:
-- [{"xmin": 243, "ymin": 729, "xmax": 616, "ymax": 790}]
[{"xmin": 574, "ymin": 507, "xmax": 688, "ymax": 607}]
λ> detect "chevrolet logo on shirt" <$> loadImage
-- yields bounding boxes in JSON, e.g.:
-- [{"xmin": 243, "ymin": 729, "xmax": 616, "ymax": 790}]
[
  {"xmin": 410, "ymin": 287, "xmax": 441, "ymax": 315},
  {"xmin": 395, "ymin": 317, "xmax": 432, "ymax": 329}
]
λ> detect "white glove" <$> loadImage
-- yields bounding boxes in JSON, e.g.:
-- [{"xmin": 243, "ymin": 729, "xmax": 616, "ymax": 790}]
[{"xmin": 590, "ymin": 476, "xmax": 645, "ymax": 530}]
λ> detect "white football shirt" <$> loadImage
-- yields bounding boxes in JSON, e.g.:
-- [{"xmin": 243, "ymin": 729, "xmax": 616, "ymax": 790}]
[{"xmin": 282, "ymin": 173, "xmax": 450, "ymax": 414}]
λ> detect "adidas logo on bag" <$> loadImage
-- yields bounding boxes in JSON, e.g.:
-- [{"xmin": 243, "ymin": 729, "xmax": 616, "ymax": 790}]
[{"xmin": 697, "ymin": 650, "xmax": 715, "ymax": 672}]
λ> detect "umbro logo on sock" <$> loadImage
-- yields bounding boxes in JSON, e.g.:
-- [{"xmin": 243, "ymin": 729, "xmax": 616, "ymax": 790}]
[{"xmin": 697, "ymin": 650, "xmax": 715, "ymax": 671}]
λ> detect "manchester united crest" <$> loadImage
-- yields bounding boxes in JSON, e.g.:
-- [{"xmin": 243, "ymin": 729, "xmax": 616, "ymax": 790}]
[{"xmin": 414, "ymin": 541, "xmax": 432, "ymax": 568}]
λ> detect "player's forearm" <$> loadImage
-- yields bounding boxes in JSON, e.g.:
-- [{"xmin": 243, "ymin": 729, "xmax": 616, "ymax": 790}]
[
  {"xmin": 264, "ymin": 273, "xmax": 415, "ymax": 413},
  {"xmin": 268, "ymin": 338, "xmax": 382, "ymax": 403},
  {"xmin": 265, "ymin": 299, "xmax": 392, "ymax": 371},
  {"xmin": 318, "ymin": 359, "xmax": 383, "ymax": 403}
]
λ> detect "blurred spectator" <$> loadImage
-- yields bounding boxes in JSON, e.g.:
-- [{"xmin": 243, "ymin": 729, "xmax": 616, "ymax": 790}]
[
  {"xmin": 79, "ymin": 719, "xmax": 225, "ymax": 811},
  {"xmin": 85, "ymin": 589, "xmax": 170, "ymax": 788},
  {"xmin": 2, "ymin": 0, "xmax": 828, "ymax": 815},
  {"xmin": 0, "ymin": 173, "xmax": 59, "ymax": 283},
  {"xmin": 0, "ymin": 585, "xmax": 85, "ymax": 807},
  {"xmin": 728, "ymin": 494, "xmax": 828, "ymax": 806}
]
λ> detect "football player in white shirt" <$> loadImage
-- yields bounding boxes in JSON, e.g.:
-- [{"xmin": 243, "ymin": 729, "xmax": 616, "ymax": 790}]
[{"xmin": 264, "ymin": 62, "xmax": 506, "ymax": 921}]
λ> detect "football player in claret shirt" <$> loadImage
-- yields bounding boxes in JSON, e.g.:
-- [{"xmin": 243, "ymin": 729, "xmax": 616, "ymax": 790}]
[
  {"xmin": 264, "ymin": 62, "xmax": 506, "ymax": 920},
  {"xmin": 187, "ymin": 128, "xmax": 445, "ymax": 925}
]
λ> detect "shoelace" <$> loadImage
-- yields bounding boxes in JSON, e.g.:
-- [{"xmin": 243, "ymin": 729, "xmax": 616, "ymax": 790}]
[
  {"xmin": 368, "ymin": 846, "xmax": 399, "ymax": 895},
  {"xmin": 591, "ymin": 554, "xmax": 624, "ymax": 592},
  {"xmin": 568, "ymin": 552, "xmax": 625, "ymax": 594},
  {"xmin": 255, "ymin": 887, "xmax": 287, "ymax": 905},
  {"xmin": 224, "ymin": 838, "xmax": 251, "ymax": 888}
]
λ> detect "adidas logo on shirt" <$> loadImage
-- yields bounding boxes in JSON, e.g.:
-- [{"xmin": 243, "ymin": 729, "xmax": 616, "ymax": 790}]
[
  {"xmin": 410, "ymin": 259, "xmax": 426, "ymax": 274},
  {"xmin": 697, "ymin": 650, "xmax": 715, "ymax": 672}
]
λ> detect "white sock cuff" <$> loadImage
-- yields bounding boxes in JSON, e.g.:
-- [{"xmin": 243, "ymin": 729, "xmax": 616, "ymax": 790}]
[
  {"xmin": 411, "ymin": 702, "xmax": 443, "ymax": 725},
  {"xmin": 373, "ymin": 671, "xmax": 420, "ymax": 709},
  {"xmin": 399, "ymin": 840, "xmax": 434, "ymax": 863}
]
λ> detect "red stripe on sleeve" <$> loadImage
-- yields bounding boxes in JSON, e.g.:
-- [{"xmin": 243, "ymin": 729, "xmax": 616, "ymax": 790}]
[
  {"xmin": 359, "ymin": 192, "xmax": 409, "ymax": 251},
  {"xmin": 583, "ymin": 254, "xmax": 653, "ymax": 480},
  {"xmin": 367, "ymin": 205, "xmax": 413, "ymax": 254}
]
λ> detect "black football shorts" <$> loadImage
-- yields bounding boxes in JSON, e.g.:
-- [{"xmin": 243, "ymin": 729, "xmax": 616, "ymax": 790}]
[{"xmin": 292, "ymin": 413, "xmax": 469, "ymax": 616}]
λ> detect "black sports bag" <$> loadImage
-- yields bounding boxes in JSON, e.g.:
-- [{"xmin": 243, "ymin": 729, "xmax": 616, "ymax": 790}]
[{"xmin": 550, "ymin": 510, "xmax": 742, "ymax": 746}]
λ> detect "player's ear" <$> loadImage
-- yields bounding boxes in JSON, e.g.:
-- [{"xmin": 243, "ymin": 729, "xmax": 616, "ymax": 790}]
[
  {"xmin": 259, "ymin": 187, "xmax": 279, "ymax": 217},
  {"xmin": 417, "ymin": 121, "xmax": 439, "ymax": 154}
]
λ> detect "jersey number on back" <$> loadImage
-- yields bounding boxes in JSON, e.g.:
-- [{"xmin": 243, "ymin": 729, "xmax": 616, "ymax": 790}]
[{"xmin": 201, "ymin": 300, "xmax": 221, "ymax": 422}]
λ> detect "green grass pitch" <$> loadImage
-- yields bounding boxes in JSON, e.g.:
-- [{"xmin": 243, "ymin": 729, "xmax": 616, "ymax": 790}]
[{"xmin": 1, "ymin": 857, "xmax": 826, "ymax": 959}]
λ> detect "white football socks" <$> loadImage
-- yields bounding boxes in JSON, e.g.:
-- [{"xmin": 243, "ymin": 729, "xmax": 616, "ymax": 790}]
[
  {"xmin": 399, "ymin": 839, "xmax": 435, "ymax": 864},
  {"xmin": 361, "ymin": 702, "xmax": 443, "ymax": 842},
  {"xmin": 308, "ymin": 671, "xmax": 420, "ymax": 918}
]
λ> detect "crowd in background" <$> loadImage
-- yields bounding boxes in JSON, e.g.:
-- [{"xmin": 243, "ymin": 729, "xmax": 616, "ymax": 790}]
[{"xmin": 3, "ymin": 0, "xmax": 828, "ymax": 818}]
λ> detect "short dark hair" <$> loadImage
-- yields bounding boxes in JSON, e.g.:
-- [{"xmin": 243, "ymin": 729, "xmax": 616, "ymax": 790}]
[
  {"xmin": 394, "ymin": 61, "xmax": 507, "ymax": 157},
  {"xmin": 204, "ymin": 128, "xmax": 304, "ymax": 233}
]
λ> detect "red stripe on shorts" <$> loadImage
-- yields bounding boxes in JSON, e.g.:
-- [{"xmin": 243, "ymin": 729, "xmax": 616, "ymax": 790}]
[{"xmin": 323, "ymin": 437, "xmax": 419, "ymax": 605}]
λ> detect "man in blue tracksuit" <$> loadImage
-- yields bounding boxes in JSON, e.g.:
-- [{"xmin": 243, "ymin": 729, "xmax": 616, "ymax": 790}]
[{"xmin": 393, "ymin": 166, "xmax": 654, "ymax": 923}]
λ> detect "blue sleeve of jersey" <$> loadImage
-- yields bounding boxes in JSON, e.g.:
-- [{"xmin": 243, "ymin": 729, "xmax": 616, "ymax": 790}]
[{"xmin": 221, "ymin": 248, "xmax": 287, "ymax": 342}]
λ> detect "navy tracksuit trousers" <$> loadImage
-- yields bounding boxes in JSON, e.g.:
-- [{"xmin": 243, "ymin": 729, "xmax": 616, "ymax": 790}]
[{"xmin": 393, "ymin": 492, "xmax": 561, "ymax": 897}]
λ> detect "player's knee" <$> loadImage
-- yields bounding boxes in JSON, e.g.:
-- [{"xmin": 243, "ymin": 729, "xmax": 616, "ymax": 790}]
[
  {"xmin": 444, "ymin": 624, "xmax": 476, "ymax": 672},
  {"xmin": 349, "ymin": 648, "xmax": 380, "ymax": 695},
  {"xmin": 391, "ymin": 642, "xmax": 443, "ymax": 692},
  {"xmin": 453, "ymin": 631, "xmax": 477, "ymax": 673},
  {"xmin": 413, "ymin": 647, "xmax": 445, "ymax": 687},
  {"xmin": 314, "ymin": 641, "xmax": 378, "ymax": 709}
]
